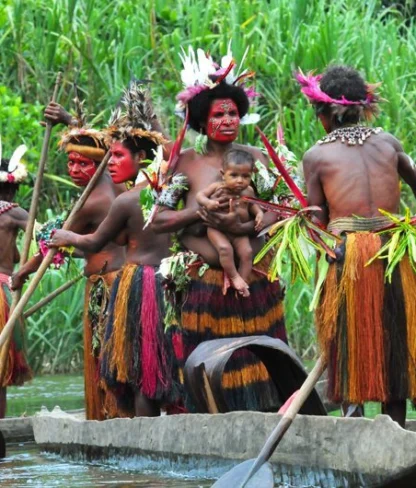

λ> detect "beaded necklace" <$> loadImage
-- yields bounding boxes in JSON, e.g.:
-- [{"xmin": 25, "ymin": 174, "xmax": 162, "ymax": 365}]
[
  {"xmin": 0, "ymin": 201, "xmax": 18, "ymax": 215},
  {"xmin": 318, "ymin": 126, "xmax": 382, "ymax": 146}
]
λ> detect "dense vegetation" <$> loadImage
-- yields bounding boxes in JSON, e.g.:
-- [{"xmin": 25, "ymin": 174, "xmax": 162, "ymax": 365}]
[{"xmin": 1, "ymin": 0, "xmax": 415, "ymax": 370}]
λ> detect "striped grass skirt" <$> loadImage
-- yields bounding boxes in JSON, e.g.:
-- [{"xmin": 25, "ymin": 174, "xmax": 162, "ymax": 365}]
[
  {"xmin": 100, "ymin": 264, "xmax": 176, "ymax": 415},
  {"xmin": 317, "ymin": 232, "xmax": 416, "ymax": 404},
  {"xmin": 0, "ymin": 274, "xmax": 32, "ymax": 387},
  {"xmin": 169, "ymin": 254, "xmax": 287, "ymax": 412}
]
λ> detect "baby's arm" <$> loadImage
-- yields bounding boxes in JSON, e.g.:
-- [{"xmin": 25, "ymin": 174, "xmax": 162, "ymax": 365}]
[
  {"xmin": 243, "ymin": 186, "xmax": 264, "ymax": 231},
  {"xmin": 196, "ymin": 182, "xmax": 222, "ymax": 211}
]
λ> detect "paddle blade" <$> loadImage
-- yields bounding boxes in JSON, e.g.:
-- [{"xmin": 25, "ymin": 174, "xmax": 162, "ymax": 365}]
[{"xmin": 212, "ymin": 459, "xmax": 274, "ymax": 488}]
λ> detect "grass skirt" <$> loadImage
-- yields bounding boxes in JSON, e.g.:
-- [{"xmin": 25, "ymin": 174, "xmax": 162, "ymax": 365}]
[
  {"xmin": 101, "ymin": 264, "xmax": 176, "ymax": 416},
  {"xmin": 317, "ymin": 232, "xmax": 416, "ymax": 403},
  {"xmin": 0, "ymin": 274, "xmax": 32, "ymax": 387},
  {"xmin": 169, "ymin": 254, "xmax": 287, "ymax": 412},
  {"xmin": 83, "ymin": 271, "xmax": 118, "ymax": 420}
]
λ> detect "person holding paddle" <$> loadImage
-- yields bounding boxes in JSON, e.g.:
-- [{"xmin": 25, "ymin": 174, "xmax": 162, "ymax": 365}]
[
  {"xmin": 11, "ymin": 102, "xmax": 126, "ymax": 421},
  {"xmin": 0, "ymin": 141, "xmax": 33, "ymax": 418},
  {"xmin": 299, "ymin": 65, "xmax": 416, "ymax": 428}
]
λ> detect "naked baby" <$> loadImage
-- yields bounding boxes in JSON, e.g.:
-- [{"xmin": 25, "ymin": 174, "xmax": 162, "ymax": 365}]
[{"xmin": 196, "ymin": 148, "xmax": 264, "ymax": 297}]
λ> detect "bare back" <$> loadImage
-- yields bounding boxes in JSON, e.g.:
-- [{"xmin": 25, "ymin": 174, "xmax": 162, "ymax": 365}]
[{"xmin": 303, "ymin": 131, "xmax": 416, "ymax": 224}]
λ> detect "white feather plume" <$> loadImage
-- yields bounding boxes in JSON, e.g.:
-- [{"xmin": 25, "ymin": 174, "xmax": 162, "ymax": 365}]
[
  {"xmin": 179, "ymin": 46, "xmax": 216, "ymax": 88},
  {"xmin": 8, "ymin": 144, "xmax": 27, "ymax": 173}
]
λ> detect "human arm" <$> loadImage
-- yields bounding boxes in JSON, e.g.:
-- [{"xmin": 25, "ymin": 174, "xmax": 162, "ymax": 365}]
[
  {"xmin": 396, "ymin": 146, "xmax": 416, "ymax": 198},
  {"xmin": 10, "ymin": 253, "xmax": 43, "ymax": 290},
  {"xmin": 250, "ymin": 204, "xmax": 264, "ymax": 232},
  {"xmin": 302, "ymin": 149, "xmax": 328, "ymax": 226},
  {"xmin": 49, "ymin": 196, "xmax": 129, "ymax": 252},
  {"xmin": 196, "ymin": 183, "xmax": 222, "ymax": 211}
]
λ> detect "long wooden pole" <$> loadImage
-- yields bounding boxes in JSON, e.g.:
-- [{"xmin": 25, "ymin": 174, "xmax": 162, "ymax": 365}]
[
  {"xmin": 0, "ymin": 151, "xmax": 111, "ymax": 350},
  {"xmin": 0, "ymin": 72, "xmax": 62, "ymax": 383},
  {"xmin": 240, "ymin": 356, "xmax": 326, "ymax": 487},
  {"xmin": 23, "ymin": 274, "xmax": 83, "ymax": 319}
]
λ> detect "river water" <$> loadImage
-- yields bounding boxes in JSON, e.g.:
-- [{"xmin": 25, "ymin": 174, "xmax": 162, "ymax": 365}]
[{"xmin": 4, "ymin": 375, "xmax": 212, "ymax": 487}]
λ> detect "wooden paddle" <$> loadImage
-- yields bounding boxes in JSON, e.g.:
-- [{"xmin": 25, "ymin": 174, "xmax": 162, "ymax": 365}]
[
  {"xmin": 212, "ymin": 355, "xmax": 326, "ymax": 488},
  {"xmin": 23, "ymin": 273, "xmax": 83, "ymax": 319}
]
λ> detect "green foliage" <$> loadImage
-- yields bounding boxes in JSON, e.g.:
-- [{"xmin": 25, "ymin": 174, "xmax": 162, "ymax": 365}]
[{"xmin": 24, "ymin": 259, "xmax": 85, "ymax": 374}]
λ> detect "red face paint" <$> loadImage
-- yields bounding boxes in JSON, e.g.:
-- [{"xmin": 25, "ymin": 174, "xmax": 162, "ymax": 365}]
[
  {"xmin": 206, "ymin": 98, "xmax": 240, "ymax": 143},
  {"xmin": 67, "ymin": 152, "xmax": 96, "ymax": 187},
  {"xmin": 108, "ymin": 141, "xmax": 138, "ymax": 184}
]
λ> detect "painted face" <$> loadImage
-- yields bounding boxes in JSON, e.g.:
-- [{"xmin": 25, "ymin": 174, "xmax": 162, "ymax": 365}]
[
  {"xmin": 67, "ymin": 152, "xmax": 96, "ymax": 187},
  {"xmin": 206, "ymin": 98, "xmax": 240, "ymax": 143},
  {"xmin": 222, "ymin": 162, "xmax": 253, "ymax": 193},
  {"xmin": 108, "ymin": 141, "xmax": 137, "ymax": 184}
]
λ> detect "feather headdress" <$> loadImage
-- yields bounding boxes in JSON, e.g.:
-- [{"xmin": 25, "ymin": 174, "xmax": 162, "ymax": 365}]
[
  {"xmin": 58, "ymin": 88, "xmax": 107, "ymax": 162},
  {"xmin": 0, "ymin": 137, "xmax": 28, "ymax": 183},
  {"xmin": 176, "ymin": 42, "xmax": 260, "ymax": 125},
  {"xmin": 106, "ymin": 80, "xmax": 167, "ymax": 147},
  {"xmin": 296, "ymin": 69, "xmax": 380, "ymax": 119}
]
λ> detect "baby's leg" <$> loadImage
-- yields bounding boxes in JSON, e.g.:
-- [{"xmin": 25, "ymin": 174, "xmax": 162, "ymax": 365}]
[
  {"xmin": 232, "ymin": 235, "xmax": 253, "ymax": 282},
  {"xmin": 207, "ymin": 228, "xmax": 249, "ymax": 296}
]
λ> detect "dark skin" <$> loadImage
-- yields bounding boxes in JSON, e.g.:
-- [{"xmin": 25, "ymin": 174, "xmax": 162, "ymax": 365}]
[
  {"xmin": 303, "ymin": 112, "xmax": 416, "ymax": 428},
  {"xmin": 49, "ymin": 148, "xmax": 172, "ymax": 417},
  {"xmin": 196, "ymin": 163, "xmax": 264, "ymax": 296},
  {"xmin": 152, "ymin": 98, "xmax": 274, "ymax": 265},
  {"xmin": 11, "ymin": 106, "xmax": 126, "ymax": 289},
  {"xmin": 0, "ymin": 186, "xmax": 28, "ymax": 418}
]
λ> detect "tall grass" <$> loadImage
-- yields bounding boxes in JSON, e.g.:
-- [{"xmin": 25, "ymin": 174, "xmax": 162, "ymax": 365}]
[
  {"xmin": 23, "ymin": 251, "xmax": 85, "ymax": 373},
  {"xmin": 1, "ymin": 0, "xmax": 416, "ymax": 360}
]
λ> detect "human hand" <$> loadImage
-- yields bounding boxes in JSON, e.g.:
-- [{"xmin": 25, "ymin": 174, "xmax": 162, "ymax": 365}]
[
  {"xmin": 48, "ymin": 229, "xmax": 75, "ymax": 248},
  {"xmin": 10, "ymin": 271, "xmax": 28, "ymax": 290},
  {"xmin": 254, "ymin": 213, "xmax": 264, "ymax": 232},
  {"xmin": 42, "ymin": 102, "xmax": 74, "ymax": 127},
  {"xmin": 198, "ymin": 199, "xmax": 245, "ymax": 234},
  {"xmin": 205, "ymin": 200, "xmax": 220, "ymax": 211}
]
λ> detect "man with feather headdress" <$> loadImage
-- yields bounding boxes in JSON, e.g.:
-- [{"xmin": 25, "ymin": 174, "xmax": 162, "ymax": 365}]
[
  {"xmin": 0, "ymin": 140, "xmax": 33, "ymax": 417},
  {"xmin": 151, "ymin": 45, "xmax": 287, "ymax": 413},
  {"xmin": 12, "ymin": 97, "xmax": 126, "ymax": 421},
  {"xmin": 299, "ymin": 65, "xmax": 416, "ymax": 427}
]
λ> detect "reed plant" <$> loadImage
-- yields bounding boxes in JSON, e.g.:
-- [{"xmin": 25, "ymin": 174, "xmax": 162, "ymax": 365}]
[{"xmin": 1, "ymin": 0, "xmax": 416, "ymax": 361}]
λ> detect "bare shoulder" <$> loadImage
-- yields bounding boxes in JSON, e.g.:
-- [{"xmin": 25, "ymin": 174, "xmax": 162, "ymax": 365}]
[
  {"xmin": 376, "ymin": 130, "xmax": 404, "ymax": 152},
  {"xmin": 242, "ymin": 185, "xmax": 255, "ymax": 196},
  {"xmin": 176, "ymin": 147, "xmax": 198, "ymax": 173},
  {"xmin": 302, "ymin": 143, "xmax": 323, "ymax": 168},
  {"xmin": 9, "ymin": 206, "xmax": 28, "ymax": 221}
]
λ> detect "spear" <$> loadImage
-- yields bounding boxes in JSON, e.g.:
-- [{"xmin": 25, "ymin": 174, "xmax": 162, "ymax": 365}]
[
  {"xmin": 0, "ymin": 72, "xmax": 62, "ymax": 384},
  {"xmin": 0, "ymin": 151, "xmax": 111, "ymax": 350},
  {"xmin": 23, "ymin": 273, "xmax": 83, "ymax": 319}
]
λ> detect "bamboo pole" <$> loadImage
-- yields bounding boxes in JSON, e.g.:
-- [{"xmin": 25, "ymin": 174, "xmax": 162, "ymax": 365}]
[
  {"xmin": 23, "ymin": 274, "xmax": 83, "ymax": 319},
  {"xmin": 0, "ymin": 150, "xmax": 111, "ymax": 351},
  {"xmin": 0, "ymin": 72, "xmax": 62, "ymax": 384}
]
